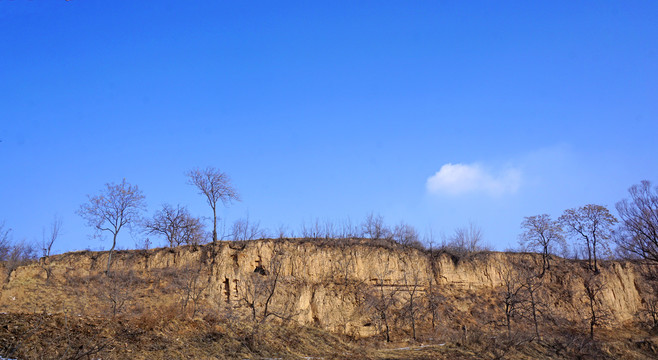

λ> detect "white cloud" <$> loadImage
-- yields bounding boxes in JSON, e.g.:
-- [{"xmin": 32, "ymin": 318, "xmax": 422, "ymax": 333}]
[{"xmin": 426, "ymin": 163, "xmax": 521, "ymax": 197}]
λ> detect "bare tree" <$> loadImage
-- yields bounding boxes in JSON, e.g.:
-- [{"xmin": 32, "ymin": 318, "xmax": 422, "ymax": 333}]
[
  {"xmin": 448, "ymin": 222, "xmax": 484, "ymax": 254},
  {"xmin": 240, "ymin": 246, "xmax": 287, "ymax": 323},
  {"xmin": 231, "ymin": 215, "xmax": 268, "ymax": 241},
  {"xmin": 515, "ymin": 259, "xmax": 547, "ymax": 341},
  {"xmin": 582, "ymin": 274, "xmax": 609, "ymax": 339},
  {"xmin": 144, "ymin": 204, "xmax": 205, "ymax": 248},
  {"xmin": 519, "ymin": 214, "xmax": 565, "ymax": 276},
  {"xmin": 361, "ymin": 213, "xmax": 391, "ymax": 241},
  {"xmin": 338, "ymin": 217, "xmax": 360, "ymax": 239},
  {"xmin": 0, "ymin": 221, "xmax": 11, "ymax": 261},
  {"xmin": 78, "ymin": 179, "xmax": 146, "ymax": 275},
  {"xmin": 40, "ymin": 217, "xmax": 62, "ymax": 280},
  {"xmin": 636, "ymin": 280, "xmax": 658, "ymax": 330},
  {"xmin": 299, "ymin": 218, "xmax": 337, "ymax": 240},
  {"xmin": 95, "ymin": 271, "xmax": 137, "ymax": 317},
  {"xmin": 401, "ymin": 267, "xmax": 422, "ymax": 340},
  {"xmin": 559, "ymin": 205, "xmax": 617, "ymax": 272},
  {"xmin": 177, "ymin": 265, "xmax": 208, "ymax": 318},
  {"xmin": 41, "ymin": 216, "xmax": 61, "ymax": 258},
  {"xmin": 366, "ymin": 265, "xmax": 397, "ymax": 342},
  {"xmin": 187, "ymin": 167, "xmax": 240, "ymax": 243},
  {"xmin": 615, "ymin": 181, "xmax": 658, "ymax": 263},
  {"xmin": 425, "ymin": 238, "xmax": 444, "ymax": 331},
  {"xmin": 392, "ymin": 222, "xmax": 421, "ymax": 248},
  {"xmin": 0, "ymin": 223, "xmax": 37, "ymax": 273},
  {"xmin": 500, "ymin": 265, "xmax": 525, "ymax": 339}
]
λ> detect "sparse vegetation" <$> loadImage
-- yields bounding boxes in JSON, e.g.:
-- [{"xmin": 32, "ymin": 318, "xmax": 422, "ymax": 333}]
[
  {"xmin": 77, "ymin": 179, "xmax": 146, "ymax": 275},
  {"xmin": 187, "ymin": 167, "xmax": 240, "ymax": 243},
  {"xmin": 2, "ymin": 177, "xmax": 658, "ymax": 358}
]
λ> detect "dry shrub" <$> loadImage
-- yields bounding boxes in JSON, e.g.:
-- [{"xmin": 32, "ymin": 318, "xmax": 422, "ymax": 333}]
[{"xmin": 130, "ymin": 303, "xmax": 180, "ymax": 331}]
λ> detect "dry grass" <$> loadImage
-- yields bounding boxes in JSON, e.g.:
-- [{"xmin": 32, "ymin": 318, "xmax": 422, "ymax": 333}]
[
  {"xmin": 1, "ymin": 311, "xmax": 656, "ymax": 359},
  {"xmin": 2, "ymin": 241, "xmax": 658, "ymax": 359}
]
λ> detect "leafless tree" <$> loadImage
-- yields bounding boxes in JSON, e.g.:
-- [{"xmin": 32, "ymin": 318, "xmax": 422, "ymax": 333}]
[
  {"xmin": 366, "ymin": 265, "xmax": 397, "ymax": 342},
  {"xmin": 187, "ymin": 167, "xmax": 240, "ymax": 243},
  {"xmin": 40, "ymin": 217, "xmax": 62, "ymax": 280},
  {"xmin": 401, "ymin": 267, "xmax": 422, "ymax": 340},
  {"xmin": 0, "ymin": 221, "xmax": 11, "ymax": 261},
  {"xmin": 361, "ymin": 213, "xmax": 391, "ymax": 241},
  {"xmin": 300, "ymin": 218, "xmax": 333, "ymax": 240},
  {"xmin": 519, "ymin": 214, "xmax": 565, "ymax": 276},
  {"xmin": 500, "ymin": 264, "xmax": 525, "ymax": 339},
  {"xmin": 425, "ymin": 239, "xmax": 444, "ymax": 331},
  {"xmin": 231, "ymin": 215, "xmax": 268, "ymax": 241},
  {"xmin": 338, "ymin": 217, "xmax": 360, "ymax": 239},
  {"xmin": 41, "ymin": 216, "xmax": 61, "ymax": 258},
  {"xmin": 77, "ymin": 179, "xmax": 146, "ymax": 275},
  {"xmin": 177, "ymin": 265, "xmax": 208, "ymax": 318},
  {"xmin": 135, "ymin": 237, "xmax": 152, "ymax": 250},
  {"xmin": 448, "ymin": 222, "xmax": 484, "ymax": 254},
  {"xmin": 636, "ymin": 281, "xmax": 658, "ymax": 330},
  {"xmin": 94, "ymin": 271, "xmax": 138, "ymax": 316},
  {"xmin": 514, "ymin": 259, "xmax": 548, "ymax": 341},
  {"xmin": 144, "ymin": 204, "xmax": 205, "ymax": 248},
  {"xmin": 392, "ymin": 222, "xmax": 422, "ymax": 248},
  {"xmin": 275, "ymin": 224, "xmax": 292, "ymax": 239},
  {"xmin": 239, "ymin": 245, "xmax": 290, "ymax": 324},
  {"xmin": 582, "ymin": 274, "xmax": 609, "ymax": 339},
  {"xmin": 0, "ymin": 222, "xmax": 37, "ymax": 272},
  {"xmin": 559, "ymin": 205, "xmax": 617, "ymax": 272},
  {"xmin": 615, "ymin": 181, "xmax": 658, "ymax": 263}
]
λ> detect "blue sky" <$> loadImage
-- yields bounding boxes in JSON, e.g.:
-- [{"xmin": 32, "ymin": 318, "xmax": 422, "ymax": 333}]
[{"xmin": 1, "ymin": 1, "xmax": 657, "ymax": 253}]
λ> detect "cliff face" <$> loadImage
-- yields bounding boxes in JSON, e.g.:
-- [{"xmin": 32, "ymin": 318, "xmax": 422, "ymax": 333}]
[{"xmin": 0, "ymin": 239, "xmax": 650, "ymax": 338}]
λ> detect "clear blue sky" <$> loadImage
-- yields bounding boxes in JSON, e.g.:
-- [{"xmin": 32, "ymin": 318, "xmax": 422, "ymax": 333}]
[{"xmin": 1, "ymin": 1, "xmax": 657, "ymax": 253}]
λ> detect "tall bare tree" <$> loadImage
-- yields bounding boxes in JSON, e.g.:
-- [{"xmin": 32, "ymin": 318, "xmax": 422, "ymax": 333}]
[
  {"xmin": 559, "ymin": 204, "xmax": 617, "ymax": 272},
  {"xmin": 615, "ymin": 180, "xmax": 658, "ymax": 263},
  {"xmin": 187, "ymin": 167, "xmax": 240, "ymax": 243},
  {"xmin": 78, "ymin": 179, "xmax": 146, "ymax": 275},
  {"xmin": 144, "ymin": 204, "xmax": 205, "ymax": 248},
  {"xmin": 41, "ymin": 216, "xmax": 62, "ymax": 258},
  {"xmin": 519, "ymin": 214, "xmax": 565, "ymax": 276}
]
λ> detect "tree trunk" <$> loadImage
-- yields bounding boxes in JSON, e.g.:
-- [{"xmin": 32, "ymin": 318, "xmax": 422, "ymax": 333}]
[
  {"xmin": 383, "ymin": 314, "xmax": 390, "ymax": 342},
  {"xmin": 212, "ymin": 205, "xmax": 218, "ymax": 243},
  {"xmin": 530, "ymin": 288, "xmax": 541, "ymax": 340},
  {"xmin": 587, "ymin": 240, "xmax": 593, "ymax": 271},
  {"xmin": 593, "ymin": 242, "xmax": 598, "ymax": 273},
  {"xmin": 589, "ymin": 300, "xmax": 596, "ymax": 339},
  {"xmin": 506, "ymin": 313, "xmax": 511, "ymax": 339},
  {"xmin": 410, "ymin": 297, "xmax": 416, "ymax": 340},
  {"xmin": 590, "ymin": 319, "xmax": 595, "ymax": 340},
  {"xmin": 106, "ymin": 232, "xmax": 117, "ymax": 276}
]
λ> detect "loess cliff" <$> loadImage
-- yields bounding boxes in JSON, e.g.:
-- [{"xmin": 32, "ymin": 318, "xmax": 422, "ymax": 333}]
[{"xmin": 0, "ymin": 238, "xmax": 651, "ymax": 341}]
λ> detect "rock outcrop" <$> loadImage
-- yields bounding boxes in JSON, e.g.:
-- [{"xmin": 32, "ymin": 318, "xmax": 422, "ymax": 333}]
[{"xmin": 0, "ymin": 239, "xmax": 651, "ymax": 338}]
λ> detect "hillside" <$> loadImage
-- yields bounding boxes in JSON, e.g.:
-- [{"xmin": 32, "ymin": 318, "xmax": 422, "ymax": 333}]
[{"xmin": 1, "ymin": 238, "xmax": 657, "ymax": 359}]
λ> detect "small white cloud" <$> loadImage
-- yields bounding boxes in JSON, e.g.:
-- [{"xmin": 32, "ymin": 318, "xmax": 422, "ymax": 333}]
[{"xmin": 426, "ymin": 163, "xmax": 521, "ymax": 197}]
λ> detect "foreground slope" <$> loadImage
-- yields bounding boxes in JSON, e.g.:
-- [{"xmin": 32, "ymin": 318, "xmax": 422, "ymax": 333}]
[{"xmin": 0, "ymin": 238, "xmax": 656, "ymax": 359}]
